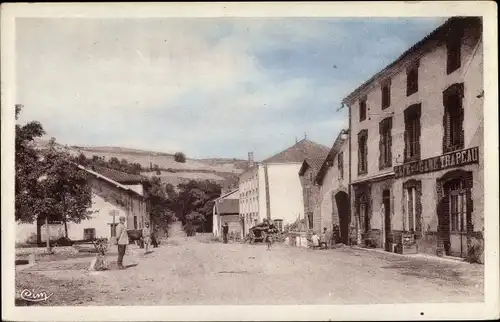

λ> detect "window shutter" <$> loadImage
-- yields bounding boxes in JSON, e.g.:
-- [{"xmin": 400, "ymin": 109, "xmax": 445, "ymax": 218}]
[
  {"xmin": 415, "ymin": 105, "xmax": 421, "ymax": 160},
  {"xmin": 388, "ymin": 117, "xmax": 393, "ymax": 167},
  {"xmin": 379, "ymin": 121, "xmax": 384, "ymax": 170}
]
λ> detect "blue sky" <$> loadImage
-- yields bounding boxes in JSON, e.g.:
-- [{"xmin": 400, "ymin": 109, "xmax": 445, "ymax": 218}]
[{"xmin": 16, "ymin": 17, "xmax": 448, "ymax": 160}]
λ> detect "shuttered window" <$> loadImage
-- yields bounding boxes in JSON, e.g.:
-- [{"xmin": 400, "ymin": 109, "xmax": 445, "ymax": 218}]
[
  {"xmin": 358, "ymin": 130, "xmax": 368, "ymax": 175},
  {"xmin": 359, "ymin": 98, "xmax": 367, "ymax": 122},
  {"xmin": 338, "ymin": 152, "xmax": 344, "ymax": 179},
  {"xmin": 379, "ymin": 117, "xmax": 393, "ymax": 169},
  {"xmin": 447, "ymin": 30, "xmax": 462, "ymax": 75},
  {"xmin": 404, "ymin": 104, "xmax": 421, "ymax": 162},
  {"xmin": 406, "ymin": 63, "xmax": 419, "ymax": 96},
  {"xmin": 381, "ymin": 82, "xmax": 391, "ymax": 109},
  {"xmin": 443, "ymin": 83, "xmax": 465, "ymax": 153}
]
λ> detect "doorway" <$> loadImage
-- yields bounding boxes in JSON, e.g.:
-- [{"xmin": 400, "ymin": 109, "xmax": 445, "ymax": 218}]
[
  {"xmin": 335, "ymin": 191, "xmax": 350, "ymax": 244},
  {"xmin": 437, "ymin": 170, "xmax": 473, "ymax": 258},
  {"xmin": 382, "ymin": 189, "xmax": 392, "ymax": 251}
]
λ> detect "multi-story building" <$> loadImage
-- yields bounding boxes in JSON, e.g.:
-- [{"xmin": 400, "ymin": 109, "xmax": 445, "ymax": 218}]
[
  {"xmin": 314, "ymin": 129, "xmax": 351, "ymax": 243},
  {"xmin": 238, "ymin": 139, "xmax": 330, "ymax": 235},
  {"xmin": 344, "ymin": 17, "xmax": 484, "ymax": 257},
  {"xmin": 342, "ymin": 17, "xmax": 483, "ymax": 258}
]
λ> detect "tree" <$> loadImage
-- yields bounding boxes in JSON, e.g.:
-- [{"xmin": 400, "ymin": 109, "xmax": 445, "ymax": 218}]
[
  {"xmin": 37, "ymin": 148, "xmax": 95, "ymax": 237},
  {"xmin": 15, "ymin": 104, "xmax": 46, "ymax": 223},
  {"xmin": 15, "ymin": 105, "xmax": 94, "ymax": 239},
  {"xmin": 174, "ymin": 152, "xmax": 186, "ymax": 163},
  {"xmin": 77, "ymin": 153, "xmax": 88, "ymax": 166},
  {"xmin": 148, "ymin": 176, "xmax": 176, "ymax": 235}
]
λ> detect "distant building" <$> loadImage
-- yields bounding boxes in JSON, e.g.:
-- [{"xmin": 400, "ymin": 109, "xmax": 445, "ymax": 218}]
[
  {"xmin": 16, "ymin": 165, "xmax": 151, "ymax": 243},
  {"xmin": 314, "ymin": 129, "xmax": 350, "ymax": 243},
  {"xmin": 239, "ymin": 139, "xmax": 330, "ymax": 235},
  {"xmin": 342, "ymin": 17, "xmax": 483, "ymax": 257},
  {"xmin": 212, "ymin": 189, "xmax": 240, "ymax": 238}
]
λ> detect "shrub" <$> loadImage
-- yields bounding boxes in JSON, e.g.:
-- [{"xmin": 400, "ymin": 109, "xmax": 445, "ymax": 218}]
[
  {"xmin": 25, "ymin": 232, "xmax": 38, "ymax": 244},
  {"xmin": 174, "ymin": 152, "xmax": 186, "ymax": 163}
]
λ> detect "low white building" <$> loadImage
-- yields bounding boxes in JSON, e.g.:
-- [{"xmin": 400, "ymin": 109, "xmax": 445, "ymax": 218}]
[
  {"xmin": 212, "ymin": 189, "xmax": 240, "ymax": 238},
  {"xmin": 16, "ymin": 165, "xmax": 150, "ymax": 244},
  {"xmin": 239, "ymin": 139, "xmax": 330, "ymax": 235}
]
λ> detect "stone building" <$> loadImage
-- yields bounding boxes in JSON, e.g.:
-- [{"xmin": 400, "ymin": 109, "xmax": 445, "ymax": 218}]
[
  {"xmin": 342, "ymin": 17, "xmax": 483, "ymax": 258},
  {"xmin": 314, "ymin": 129, "xmax": 350, "ymax": 244},
  {"xmin": 299, "ymin": 157, "xmax": 328, "ymax": 232}
]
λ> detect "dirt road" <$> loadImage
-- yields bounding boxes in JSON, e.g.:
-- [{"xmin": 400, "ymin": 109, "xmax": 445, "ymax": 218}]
[{"xmin": 15, "ymin": 234, "xmax": 484, "ymax": 306}]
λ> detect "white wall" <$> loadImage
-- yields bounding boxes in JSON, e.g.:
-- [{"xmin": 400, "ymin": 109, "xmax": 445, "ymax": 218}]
[{"xmin": 267, "ymin": 163, "xmax": 304, "ymax": 225}]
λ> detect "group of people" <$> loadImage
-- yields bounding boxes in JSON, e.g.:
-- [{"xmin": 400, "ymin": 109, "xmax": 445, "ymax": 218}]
[
  {"xmin": 114, "ymin": 216, "xmax": 159, "ymax": 270},
  {"xmin": 311, "ymin": 227, "xmax": 334, "ymax": 250}
]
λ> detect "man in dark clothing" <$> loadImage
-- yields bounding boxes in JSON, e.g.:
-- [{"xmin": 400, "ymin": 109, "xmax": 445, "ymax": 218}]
[{"xmin": 222, "ymin": 223, "xmax": 229, "ymax": 244}]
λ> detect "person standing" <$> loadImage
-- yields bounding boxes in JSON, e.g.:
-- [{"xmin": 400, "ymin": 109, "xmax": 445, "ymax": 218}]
[
  {"xmin": 320, "ymin": 227, "xmax": 328, "ymax": 249},
  {"xmin": 222, "ymin": 222, "xmax": 229, "ymax": 244},
  {"xmin": 311, "ymin": 231, "xmax": 320, "ymax": 250},
  {"xmin": 116, "ymin": 216, "xmax": 129, "ymax": 269},
  {"xmin": 142, "ymin": 222, "xmax": 151, "ymax": 254}
]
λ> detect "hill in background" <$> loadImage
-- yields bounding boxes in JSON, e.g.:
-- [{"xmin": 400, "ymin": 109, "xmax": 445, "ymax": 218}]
[{"xmin": 32, "ymin": 138, "xmax": 247, "ymax": 188}]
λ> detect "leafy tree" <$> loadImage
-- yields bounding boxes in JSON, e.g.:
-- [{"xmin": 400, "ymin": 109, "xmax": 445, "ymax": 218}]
[
  {"xmin": 37, "ymin": 148, "xmax": 95, "ymax": 237},
  {"xmin": 174, "ymin": 152, "xmax": 186, "ymax": 163},
  {"xmin": 15, "ymin": 104, "xmax": 46, "ymax": 223},
  {"xmin": 15, "ymin": 105, "xmax": 94, "ymax": 239},
  {"xmin": 77, "ymin": 153, "xmax": 88, "ymax": 166},
  {"xmin": 148, "ymin": 176, "xmax": 177, "ymax": 235}
]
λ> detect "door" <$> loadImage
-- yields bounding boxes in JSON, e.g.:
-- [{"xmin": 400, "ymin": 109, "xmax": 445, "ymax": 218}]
[
  {"xmin": 442, "ymin": 178, "xmax": 469, "ymax": 257},
  {"xmin": 448, "ymin": 184, "xmax": 467, "ymax": 257},
  {"xmin": 383, "ymin": 190, "xmax": 391, "ymax": 251}
]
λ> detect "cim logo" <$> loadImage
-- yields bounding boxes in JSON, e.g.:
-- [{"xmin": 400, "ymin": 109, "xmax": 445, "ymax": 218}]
[{"xmin": 20, "ymin": 289, "xmax": 53, "ymax": 302}]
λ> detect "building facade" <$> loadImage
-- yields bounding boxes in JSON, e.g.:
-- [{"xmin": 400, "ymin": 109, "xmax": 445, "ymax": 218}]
[
  {"xmin": 16, "ymin": 165, "xmax": 151, "ymax": 243},
  {"xmin": 342, "ymin": 17, "xmax": 483, "ymax": 258},
  {"xmin": 314, "ymin": 129, "xmax": 351, "ymax": 244},
  {"xmin": 212, "ymin": 189, "xmax": 241, "ymax": 238}
]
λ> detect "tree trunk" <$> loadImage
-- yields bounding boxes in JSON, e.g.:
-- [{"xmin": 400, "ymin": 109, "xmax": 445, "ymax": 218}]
[{"xmin": 64, "ymin": 219, "xmax": 68, "ymax": 238}]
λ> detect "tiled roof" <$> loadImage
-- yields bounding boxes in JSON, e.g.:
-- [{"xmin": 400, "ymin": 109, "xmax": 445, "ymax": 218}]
[
  {"xmin": 262, "ymin": 139, "xmax": 330, "ymax": 164},
  {"xmin": 299, "ymin": 156, "xmax": 328, "ymax": 176},
  {"xmin": 90, "ymin": 165, "xmax": 148, "ymax": 184}
]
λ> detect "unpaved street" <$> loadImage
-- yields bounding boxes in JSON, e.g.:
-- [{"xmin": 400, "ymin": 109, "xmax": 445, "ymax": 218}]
[{"xmin": 16, "ymin": 233, "xmax": 484, "ymax": 306}]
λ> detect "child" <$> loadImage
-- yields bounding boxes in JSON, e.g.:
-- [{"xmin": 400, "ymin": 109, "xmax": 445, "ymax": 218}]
[{"xmin": 311, "ymin": 231, "xmax": 320, "ymax": 250}]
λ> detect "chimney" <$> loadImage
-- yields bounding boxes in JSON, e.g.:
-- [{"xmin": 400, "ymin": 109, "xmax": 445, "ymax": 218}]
[{"xmin": 248, "ymin": 152, "xmax": 254, "ymax": 167}]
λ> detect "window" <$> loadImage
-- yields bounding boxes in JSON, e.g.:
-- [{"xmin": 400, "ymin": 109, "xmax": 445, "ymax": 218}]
[
  {"xmin": 379, "ymin": 117, "xmax": 393, "ymax": 169},
  {"xmin": 359, "ymin": 193, "xmax": 369, "ymax": 233},
  {"xmin": 307, "ymin": 212, "xmax": 314, "ymax": 229},
  {"xmin": 358, "ymin": 130, "xmax": 368, "ymax": 175},
  {"xmin": 309, "ymin": 172, "xmax": 313, "ymax": 182},
  {"xmin": 338, "ymin": 152, "xmax": 344, "ymax": 179},
  {"xmin": 133, "ymin": 216, "xmax": 137, "ymax": 229},
  {"xmin": 404, "ymin": 104, "xmax": 421, "ymax": 162},
  {"xmin": 406, "ymin": 62, "xmax": 419, "ymax": 96},
  {"xmin": 359, "ymin": 98, "xmax": 367, "ymax": 122},
  {"xmin": 447, "ymin": 30, "xmax": 462, "ymax": 74},
  {"xmin": 381, "ymin": 82, "xmax": 391, "ymax": 109},
  {"xmin": 443, "ymin": 83, "xmax": 464, "ymax": 153},
  {"xmin": 447, "ymin": 179, "xmax": 467, "ymax": 233},
  {"xmin": 83, "ymin": 228, "xmax": 96, "ymax": 241}
]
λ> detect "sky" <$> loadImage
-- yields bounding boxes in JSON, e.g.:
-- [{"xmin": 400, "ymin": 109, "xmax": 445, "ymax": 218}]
[{"xmin": 16, "ymin": 17, "xmax": 448, "ymax": 160}]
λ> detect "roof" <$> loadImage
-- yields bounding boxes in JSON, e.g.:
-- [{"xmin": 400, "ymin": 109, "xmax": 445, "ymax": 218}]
[
  {"xmin": 315, "ymin": 129, "xmax": 349, "ymax": 184},
  {"xmin": 342, "ymin": 17, "xmax": 481, "ymax": 105},
  {"xmin": 216, "ymin": 199, "xmax": 239, "ymax": 214},
  {"xmin": 262, "ymin": 139, "xmax": 330, "ymax": 164},
  {"xmin": 76, "ymin": 164, "xmax": 145, "ymax": 198},
  {"xmin": 298, "ymin": 157, "xmax": 327, "ymax": 176},
  {"xmin": 215, "ymin": 189, "xmax": 239, "ymax": 201},
  {"xmin": 90, "ymin": 165, "xmax": 148, "ymax": 184}
]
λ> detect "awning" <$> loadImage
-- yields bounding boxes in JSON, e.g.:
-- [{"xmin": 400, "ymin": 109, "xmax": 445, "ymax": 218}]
[{"xmin": 350, "ymin": 171, "xmax": 395, "ymax": 185}]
